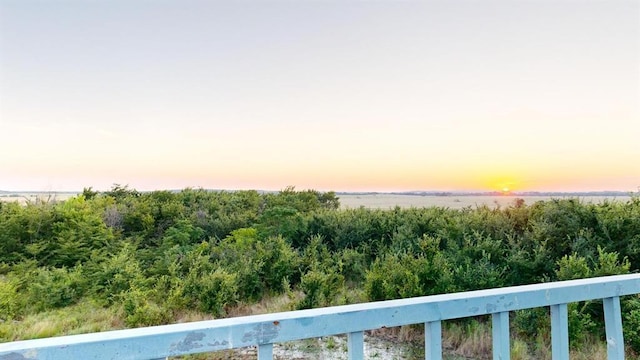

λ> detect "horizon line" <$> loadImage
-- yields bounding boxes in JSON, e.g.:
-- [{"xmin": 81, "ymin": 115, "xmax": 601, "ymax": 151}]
[{"xmin": 1, "ymin": 188, "xmax": 637, "ymax": 195}]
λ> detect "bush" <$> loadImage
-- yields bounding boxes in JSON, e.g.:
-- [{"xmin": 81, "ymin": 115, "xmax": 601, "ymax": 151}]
[
  {"xmin": 556, "ymin": 253, "xmax": 590, "ymax": 281},
  {"xmin": 566, "ymin": 302, "xmax": 598, "ymax": 346},
  {"xmin": 297, "ymin": 270, "xmax": 344, "ymax": 309},
  {"xmin": 22, "ymin": 266, "xmax": 87, "ymax": 312},
  {"xmin": 337, "ymin": 248, "xmax": 368, "ymax": 284},
  {"xmin": 119, "ymin": 287, "xmax": 168, "ymax": 327},
  {"xmin": 513, "ymin": 308, "xmax": 550, "ymax": 342},
  {"xmin": 364, "ymin": 251, "xmax": 453, "ymax": 301},
  {"xmin": 88, "ymin": 244, "xmax": 147, "ymax": 305},
  {"xmin": 212, "ymin": 229, "xmax": 301, "ymax": 299},
  {"xmin": 451, "ymin": 255, "xmax": 505, "ymax": 291},
  {"xmin": 183, "ymin": 268, "xmax": 238, "ymax": 317},
  {"xmin": 0, "ymin": 277, "xmax": 18, "ymax": 320},
  {"xmin": 622, "ymin": 296, "xmax": 640, "ymax": 353}
]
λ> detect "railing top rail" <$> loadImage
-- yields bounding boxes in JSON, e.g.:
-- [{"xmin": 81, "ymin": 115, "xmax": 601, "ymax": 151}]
[{"xmin": 2, "ymin": 274, "xmax": 639, "ymax": 360}]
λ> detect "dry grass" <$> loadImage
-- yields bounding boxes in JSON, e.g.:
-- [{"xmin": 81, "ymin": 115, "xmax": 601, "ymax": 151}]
[
  {"xmin": 569, "ymin": 338, "xmax": 608, "ymax": 360},
  {"xmin": 0, "ymin": 301, "xmax": 123, "ymax": 341},
  {"xmin": 172, "ymin": 310, "xmax": 216, "ymax": 324},
  {"xmin": 227, "ymin": 291, "xmax": 304, "ymax": 318},
  {"xmin": 443, "ymin": 320, "xmax": 493, "ymax": 359}
]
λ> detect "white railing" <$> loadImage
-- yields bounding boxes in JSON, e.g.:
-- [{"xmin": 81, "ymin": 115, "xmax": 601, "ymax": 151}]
[{"xmin": 1, "ymin": 274, "xmax": 639, "ymax": 360}]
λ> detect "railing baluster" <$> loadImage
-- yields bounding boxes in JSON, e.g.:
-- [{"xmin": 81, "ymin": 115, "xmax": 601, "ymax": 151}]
[
  {"xmin": 492, "ymin": 311, "xmax": 510, "ymax": 360},
  {"xmin": 257, "ymin": 343, "xmax": 273, "ymax": 360},
  {"xmin": 425, "ymin": 320, "xmax": 442, "ymax": 360},
  {"xmin": 348, "ymin": 331, "xmax": 364, "ymax": 360},
  {"xmin": 603, "ymin": 296, "xmax": 624, "ymax": 360},
  {"xmin": 550, "ymin": 303, "xmax": 569, "ymax": 359}
]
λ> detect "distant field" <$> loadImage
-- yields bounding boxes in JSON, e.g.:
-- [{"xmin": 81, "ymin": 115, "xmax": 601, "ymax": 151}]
[
  {"xmin": 0, "ymin": 192, "xmax": 77, "ymax": 204},
  {"xmin": 1, "ymin": 192, "xmax": 633, "ymax": 210},
  {"xmin": 338, "ymin": 194, "xmax": 633, "ymax": 210}
]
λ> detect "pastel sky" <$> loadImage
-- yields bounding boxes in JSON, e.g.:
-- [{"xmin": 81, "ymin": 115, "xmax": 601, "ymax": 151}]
[{"xmin": 1, "ymin": 1, "xmax": 639, "ymax": 192}]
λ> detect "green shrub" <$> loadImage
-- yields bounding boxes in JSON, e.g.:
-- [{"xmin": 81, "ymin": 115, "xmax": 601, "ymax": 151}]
[
  {"xmin": 119, "ymin": 287, "xmax": 168, "ymax": 327},
  {"xmin": 556, "ymin": 253, "xmax": 591, "ymax": 281},
  {"xmin": 337, "ymin": 248, "xmax": 368, "ymax": 284},
  {"xmin": 183, "ymin": 268, "xmax": 238, "ymax": 317},
  {"xmin": 297, "ymin": 270, "xmax": 344, "ymax": 309},
  {"xmin": 0, "ymin": 277, "xmax": 18, "ymax": 320},
  {"xmin": 364, "ymin": 250, "xmax": 453, "ymax": 301},
  {"xmin": 566, "ymin": 302, "xmax": 598, "ymax": 346},
  {"xmin": 513, "ymin": 308, "xmax": 550, "ymax": 342},
  {"xmin": 451, "ymin": 256, "xmax": 505, "ymax": 291},
  {"xmin": 22, "ymin": 266, "xmax": 87, "ymax": 312},
  {"xmin": 365, "ymin": 235, "xmax": 453, "ymax": 301},
  {"xmin": 255, "ymin": 235, "xmax": 300, "ymax": 292},
  {"xmin": 623, "ymin": 296, "xmax": 640, "ymax": 353},
  {"xmin": 212, "ymin": 229, "xmax": 301, "ymax": 299},
  {"xmin": 88, "ymin": 244, "xmax": 147, "ymax": 305},
  {"xmin": 591, "ymin": 246, "xmax": 630, "ymax": 277}
]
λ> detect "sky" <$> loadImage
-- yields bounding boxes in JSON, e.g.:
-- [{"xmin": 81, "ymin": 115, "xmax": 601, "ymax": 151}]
[{"xmin": 1, "ymin": 0, "xmax": 639, "ymax": 193}]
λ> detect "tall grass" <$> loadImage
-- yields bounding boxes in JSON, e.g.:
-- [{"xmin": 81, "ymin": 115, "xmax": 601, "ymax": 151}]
[{"xmin": 0, "ymin": 301, "xmax": 122, "ymax": 342}]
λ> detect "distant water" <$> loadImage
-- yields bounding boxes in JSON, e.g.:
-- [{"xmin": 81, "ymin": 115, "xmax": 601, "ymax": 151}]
[{"xmin": 338, "ymin": 194, "xmax": 633, "ymax": 210}]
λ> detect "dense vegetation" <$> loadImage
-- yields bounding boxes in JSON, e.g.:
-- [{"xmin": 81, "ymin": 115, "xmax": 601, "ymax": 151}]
[{"xmin": 1, "ymin": 186, "xmax": 639, "ymax": 356}]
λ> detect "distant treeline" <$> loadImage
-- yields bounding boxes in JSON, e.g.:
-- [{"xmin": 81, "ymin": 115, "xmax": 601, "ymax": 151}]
[{"xmin": 1, "ymin": 186, "xmax": 640, "ymax": 354}]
